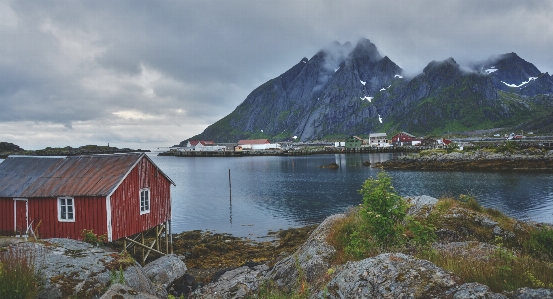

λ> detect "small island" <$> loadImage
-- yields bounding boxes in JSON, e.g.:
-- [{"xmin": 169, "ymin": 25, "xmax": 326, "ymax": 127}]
[
  {"xmin": 375, "ymin": 145, "xmax": 553, "ymax": 171},
  {"xmin": 0, "ymin": 142, "xmax": 149, "ymax": 159}
]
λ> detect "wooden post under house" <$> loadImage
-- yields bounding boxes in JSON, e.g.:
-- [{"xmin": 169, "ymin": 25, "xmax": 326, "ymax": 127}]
[{"xmin": 122, "ymin": 220, "xmax": 173, "ymax": 265}]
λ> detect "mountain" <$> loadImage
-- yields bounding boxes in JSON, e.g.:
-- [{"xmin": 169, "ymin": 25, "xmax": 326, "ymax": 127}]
[{"xmin": 183, "ymin": 38, "xmax": 553, "ymax": 144}]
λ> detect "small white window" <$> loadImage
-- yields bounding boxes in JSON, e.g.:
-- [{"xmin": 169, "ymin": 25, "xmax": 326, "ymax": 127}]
[
  {"xmin": 58, "ymin": 197, "xmax": 75, "ymax": 222},
  {"xmin": 140, "ymin": 188, "xmax": 150, "ymax": 214}
]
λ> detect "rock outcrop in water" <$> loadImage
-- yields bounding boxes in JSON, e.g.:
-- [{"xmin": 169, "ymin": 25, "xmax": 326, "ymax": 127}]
[{"xmin": 376, "ymin": 149, "xmax": 553, "ymax": 170}]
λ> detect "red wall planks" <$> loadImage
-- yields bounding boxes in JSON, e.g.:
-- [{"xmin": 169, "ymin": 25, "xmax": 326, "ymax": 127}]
[
  {"xmin": 1, "ymin": 155, "xmax": 172, "ymax": 241},
  {"xmin": 110, "ymin": 156, "xmax": 171, "ymax": 241}
]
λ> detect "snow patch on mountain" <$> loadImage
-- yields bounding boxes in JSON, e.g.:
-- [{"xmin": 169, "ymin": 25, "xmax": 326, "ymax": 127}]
[
  {"xmin": 502, "ymin": 77, "xmax": 538, "ymax": 88},
  {"xmin": 360, "ymin": 96, "xmax": 373, "ymax": 102}
]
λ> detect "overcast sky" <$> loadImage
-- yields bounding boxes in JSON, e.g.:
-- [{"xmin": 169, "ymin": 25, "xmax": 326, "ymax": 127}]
[{"xmin": 1, "ymin": 1, "xmax": 552, "ymax": 150}]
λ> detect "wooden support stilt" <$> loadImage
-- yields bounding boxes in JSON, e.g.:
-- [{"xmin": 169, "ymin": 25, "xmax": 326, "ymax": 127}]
[
  {"xmin": 144, "ymin": 239, "xmax": 157, "ymax": 262},
  {"xmin": 155, "ymin": 226, "xmax": 160, "ymax": 251},
  {"xmin": 141, "ymin": 232, "xmax": 145, "ymax": 266},
  {"xmin": 124, "ymin": 237, "xmax": 165, "ymax": 256},
  {"xmin": 165, "ymin": 220, "xmax": 169, "ymax": 254},
  {"xmin": 169, "ymin": 219, "xmax": 173, "ymax": 254}
]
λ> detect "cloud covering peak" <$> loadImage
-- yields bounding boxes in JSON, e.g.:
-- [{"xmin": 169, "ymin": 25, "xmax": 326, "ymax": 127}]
[{"xmin": 1, "ymin": 1, "xmax": 552, "ymax": 149}]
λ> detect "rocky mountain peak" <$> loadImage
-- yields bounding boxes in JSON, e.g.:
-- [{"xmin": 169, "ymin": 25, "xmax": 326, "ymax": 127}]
[
  {"xmin": 183, "ymin": 39, "xmax": 553, "ymax": 144},
  {"xmin": 350, "ymin": 38, "xmax": 382, "ymax": 62},
  {"xmin": 423, "ymin": 57, "xmax": 459, "ymax": 75},
  {"xmin": 478, "ymin": 52, "xmax": 542, "ymax": 90}
]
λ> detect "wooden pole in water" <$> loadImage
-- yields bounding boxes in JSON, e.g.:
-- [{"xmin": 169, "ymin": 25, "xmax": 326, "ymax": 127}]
[
  {"xmin": 229, "ymin": 169, "xmax": 232, "ymax": 198},
  {"xmin": 229, "ymin": 169, "xmax": 232, "ymax": 224}
]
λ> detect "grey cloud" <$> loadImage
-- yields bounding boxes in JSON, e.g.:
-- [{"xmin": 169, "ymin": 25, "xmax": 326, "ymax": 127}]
[{"xmin": 1, "ymin": 0, "xmax": 552, "ymax": 149}]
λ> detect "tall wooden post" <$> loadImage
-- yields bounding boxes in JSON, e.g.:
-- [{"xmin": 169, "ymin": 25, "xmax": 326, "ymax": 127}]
[
  {"xmin": 141, "ymin": 232, "xmax": 145, "ymax": 266},
  {"xmin": 165, "ymin": 220, "xmax": 169, "ymax": 254}
]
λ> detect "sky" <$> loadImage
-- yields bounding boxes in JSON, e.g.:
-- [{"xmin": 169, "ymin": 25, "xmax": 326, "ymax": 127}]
[{"xmin": 1, "ymin": 1, "xmax": 552, "ymax": 150}]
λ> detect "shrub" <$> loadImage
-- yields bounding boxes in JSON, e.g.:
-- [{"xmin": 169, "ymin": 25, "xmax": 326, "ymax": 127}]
[
  {"xmin": 495, "ymin": 141, "xmax": 519, "ymax": 153},
  {"xmin": 459, "ymin": 194, "xmax": 483, "ymax": 212},
  {"xmin": 444, "ymin": 142, "xmax": 460, "ymax": 153},
  {"xmin": 407, "ymin": 218, "xmax": 436, "ymax": 249},
  {"xmin": 0, "ymin": 246, "xmax": 44, "ymax": 299},
  {"xmin": 524, "ymin": 226, "xmax": 553, "ymax": 261},
  {"xmin": 359, "ymin": 170, "xmax": 408, "ymax": 247},
  {"xmin": 81, "ymin": 229, "xmax": 107, "ymax": 246}
]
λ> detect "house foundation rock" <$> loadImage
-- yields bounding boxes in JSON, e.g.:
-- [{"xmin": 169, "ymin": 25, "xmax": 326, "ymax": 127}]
[
  {"xmin": 99, "ymin": 283, "xmax": 160, "ymax": 299},
  {"xmin": 191, "ymin": 264, "xmax": 269, "ymax": 299},
  {"xmin": 267, "ymin": 214, "xmax": 344, "ymax": 293},
  {"xmin": 143, "ymin": 254, "xmax": 187, "ymax": 289},
  {"xmin": 32, "ymin": 238, "xmax": 155, "ymax": 299}
]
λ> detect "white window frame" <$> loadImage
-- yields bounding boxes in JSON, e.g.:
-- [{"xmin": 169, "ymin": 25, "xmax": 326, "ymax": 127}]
[
  {"xmin": 140, "ymin": 188, "xmax": 150, "ymax": 215},
  {"xmin": 58, "ymin": 197, "xmax": 75, "ymax": 222}
]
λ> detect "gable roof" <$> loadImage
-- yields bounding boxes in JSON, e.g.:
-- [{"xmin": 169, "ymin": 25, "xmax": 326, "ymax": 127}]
[
  {"xmin": 188, "ymin": 140, "xmax": 215, "ymax": 146},
  {"xmin": 238, "ymin": 139, "xmax": 271, "ymax": 145},
  {"xmin": 394, "ymin": 131, "xmax": 415, "ymax": 138},
  {"xmin": 0, "ymin": 154, "xmax": 175, "ymax": 198}
]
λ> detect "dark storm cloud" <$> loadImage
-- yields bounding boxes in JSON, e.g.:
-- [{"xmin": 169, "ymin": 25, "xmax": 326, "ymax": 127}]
[{"xmin": 1, "ymin": 0, "xmax": 552, "ymax": 149}]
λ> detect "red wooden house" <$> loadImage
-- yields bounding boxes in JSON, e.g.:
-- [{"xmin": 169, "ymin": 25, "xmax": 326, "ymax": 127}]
[
  {"xmin": 0, "ymin": 154, "xmax": 175, "ymax": 244},
  {"xmin": 391, "ymin": 132, "xmax": 416, "ymax": 146}
]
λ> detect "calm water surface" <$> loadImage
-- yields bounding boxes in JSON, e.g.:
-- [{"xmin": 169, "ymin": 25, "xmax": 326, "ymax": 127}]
[
  {"xmin": 2, "ymin": 153, "xmax": 552, "ymax": 239},
  {"xmin": 147, "ymin": 153, "xmax": 553, "ymax": 239}
]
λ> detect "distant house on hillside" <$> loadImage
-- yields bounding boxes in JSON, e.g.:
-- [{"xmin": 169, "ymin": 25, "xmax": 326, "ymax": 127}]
[
  {"xmin": 391, "ymin": 132, "xmax": 416, "ymax": 146},
  {"xmin": 0, "ymin": 154, "xmax": 175, "ymax": 249},
  {"xmin": 237, "ymin": 139, "xmax": 281, "ymax": 150},
  {"xmin": 345, "ymin": 136, "xmax": 363, "ymax": 149}
]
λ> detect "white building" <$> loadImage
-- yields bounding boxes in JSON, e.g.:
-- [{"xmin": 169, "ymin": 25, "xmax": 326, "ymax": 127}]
[{"xmin": 368, "ymin": 133, "xmax": 389, "ymax": 147}]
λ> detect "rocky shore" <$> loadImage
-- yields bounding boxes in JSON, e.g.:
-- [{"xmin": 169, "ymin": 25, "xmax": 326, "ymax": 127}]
[
  {"xmin": 2, "ymin": 195, "xmax": 552, "ymax": 298},
  {"xmin": 0, "ymin": 142, "xmax": 149, "ymax": 159},
  {"xmin": 375, "ymin": 148, "xmax": 553, "ymax": 171}
]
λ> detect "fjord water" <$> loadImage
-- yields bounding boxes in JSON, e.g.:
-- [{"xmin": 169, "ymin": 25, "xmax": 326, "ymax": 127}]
[{"xmin": 147, "ymin": 153, "xmax": 553, "ymax": 239}]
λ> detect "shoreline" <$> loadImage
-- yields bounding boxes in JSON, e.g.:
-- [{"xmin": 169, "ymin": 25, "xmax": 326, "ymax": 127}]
[
  {"xmin": 375, "ymin": 148, "xmax": 553, "ymax": 171},
  {"xmin": 112, "ymin": 224, "xmax": 318, "ymax": 284}
]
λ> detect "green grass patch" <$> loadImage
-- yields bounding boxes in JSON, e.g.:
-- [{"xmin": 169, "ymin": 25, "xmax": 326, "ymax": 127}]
[{"xmin": 0, "ymin": 246, "xmax": 44, "ymax": 299}]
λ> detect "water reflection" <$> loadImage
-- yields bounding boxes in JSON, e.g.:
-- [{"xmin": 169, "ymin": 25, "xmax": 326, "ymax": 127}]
[{"xmin": 152, "ymin": 154, "xmax": 553, "ymax": 237}]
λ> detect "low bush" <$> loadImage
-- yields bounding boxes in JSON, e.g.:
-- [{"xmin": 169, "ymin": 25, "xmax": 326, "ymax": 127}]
[
  {"xmin": 81, "ymin": 229, "xmax": 107, "ymax": 246},
  {"xmin": 524, "ymin": 226, "xmax": 553, "ymax": 261},
  {"xmin": 329, "ymin": 170, "xmax": 435, "ymax": 261},
  {"xmin": 359, "ymin": 170, "xmax": 408, "ymax": 247},
  {"xmin": 495, "ymin": 141, "xmax": 520, "ymax": 153}
]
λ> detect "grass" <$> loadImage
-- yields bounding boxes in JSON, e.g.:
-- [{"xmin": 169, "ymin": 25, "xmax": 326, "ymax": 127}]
[
  {"xmin": 0, "ymin": 245, "xmax": 45, "ymax": 299},
  {"xmin": 422, "ymin": 242, "xmax": 553, "ymax": 292},
  {"xmin": 325, "ymin": 192, "xmax": 553, "ymax": 294}
]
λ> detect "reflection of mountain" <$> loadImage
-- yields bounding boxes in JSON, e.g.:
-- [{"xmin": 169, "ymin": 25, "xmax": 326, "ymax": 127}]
[
  {"xmin": 184, "ymin": 38, "xmax": 553, "ymax": 144},
  {"xmin": 154, "ymin": 155, "xmax": 553, "ymax": 235},
  {"xmin": 243, "ymin": 158, "xmax": 553, "ymax": 226}
]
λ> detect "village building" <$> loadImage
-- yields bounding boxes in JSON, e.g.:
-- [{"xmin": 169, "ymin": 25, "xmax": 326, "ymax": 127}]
[
  {"xmin": 180, "ymin": 140, "xmax": 227, "ymax": 152},
  {"xmin": 237, "ymin": 139, "xmax": 281, "ymax": 150},
  {"xmin": 0, "ymin": 154, "xmax": 175, "ymax": 260},
  {"xmin": 391, "ymin": 132, "xmax": 416, "ymax": 146},
  {"xmin": 368, "ymin": 133, "xmax": 389, "ymax": 147},
  {"xmin": 345, "ymin": 136, "xmax": 363, "ymax": 149}
]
